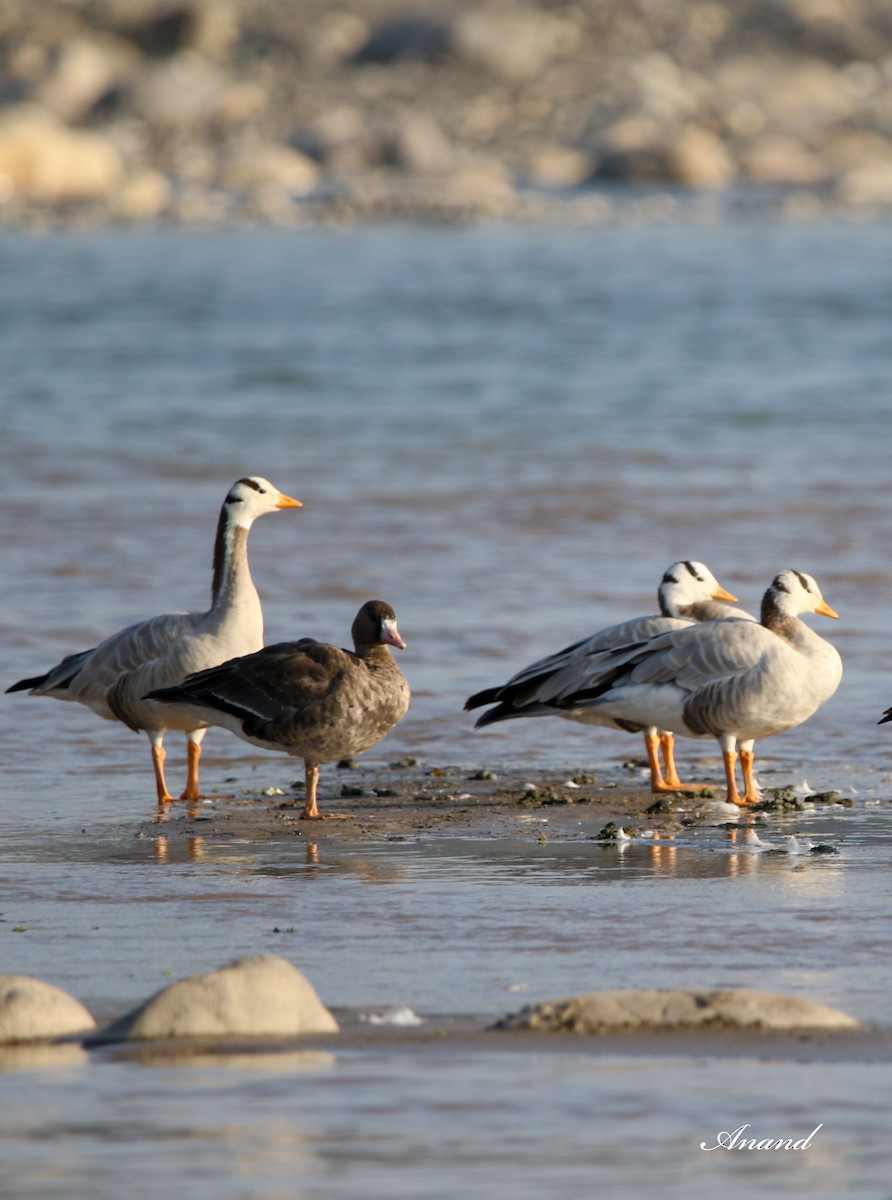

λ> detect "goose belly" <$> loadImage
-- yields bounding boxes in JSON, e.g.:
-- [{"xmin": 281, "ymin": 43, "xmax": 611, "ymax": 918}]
[{"xmin": 571, "ymin": 684, "xmax": 699, "ymax": 739}]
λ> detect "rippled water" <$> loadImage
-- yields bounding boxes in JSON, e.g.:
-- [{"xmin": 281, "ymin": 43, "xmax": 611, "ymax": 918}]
[{"xmin": 3, "ymin": 218, "xmax": 892, "ymax": 1198}]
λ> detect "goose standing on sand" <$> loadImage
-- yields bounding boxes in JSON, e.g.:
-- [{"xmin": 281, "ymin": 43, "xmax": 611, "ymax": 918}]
[
  {"xmin": 145, "ymin": 600, "xmax": 410, "ymax": 819},
  {"xmin": 466, "ymin": 560, "xmax": 752, "ymax": 792},
  {"xmin": 7, "ymin": 477, "xmax": 302, "ymax": 804},
  {"xmin": 474, "ymin": 569, "xmax": 839, "ymax": 807}
]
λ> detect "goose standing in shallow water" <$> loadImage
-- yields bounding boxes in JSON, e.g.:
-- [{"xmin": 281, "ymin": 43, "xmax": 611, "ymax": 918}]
[
  {"xmin": 145, "ymin": 600, "xmax": 410, "ymax": 819},
  {"xmin": 7, "ymin": 477, "xmax": 302, "ymax": 804},
  {"xmin": 466, "ymin": 560, "xmax": 751, "ymax": 792},
  {"xmin": 484, "ymin": 569, "xmax": 840, "ymax": 807}
]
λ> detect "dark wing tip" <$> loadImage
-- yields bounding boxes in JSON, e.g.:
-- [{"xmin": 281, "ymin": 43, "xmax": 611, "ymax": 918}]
[
  {"xmin": 6, "ymin": 674, "xmax": 48, "ymax": 694},
  {"xmin": 143, "ymin": 686, "xmax": 187, "ymax": 703},
  {"xmin": 465, "ymin": 686, "xmax": 501, "ymax": 712},
  {"xmin": 879, "ymin": 708, "xmax": 892, "ymax": 726}
]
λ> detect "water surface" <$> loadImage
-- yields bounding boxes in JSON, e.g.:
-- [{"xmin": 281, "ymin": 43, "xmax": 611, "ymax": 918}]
[{"xmin": 2, "ymin": 218, "xmax": 892, "ymax": 1198}]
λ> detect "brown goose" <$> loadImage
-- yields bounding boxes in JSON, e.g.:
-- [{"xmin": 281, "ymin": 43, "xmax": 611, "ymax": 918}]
[
  {"xmin": 466, "ymin": 560, "xmax": 751, "ymax": 792},
  {"xmin": 145, "ymin": 600, "xmax": 410, "ymax": 819},
  {"xmin": 6, "ymin": 477, "xmax": 302, "ymax": 803}
]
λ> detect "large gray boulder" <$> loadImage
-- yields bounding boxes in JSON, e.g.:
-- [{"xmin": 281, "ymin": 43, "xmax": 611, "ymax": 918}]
[
  {"xmin": 95, "ymin": 955, "xmax": 339, "ymax": 1042},
  {"xmin": 0, "ymin": 975, "xmax": 96, "ymax": 1044},
  {"xmin": 497, "ymin": 988, "xmax": 861, "ymax": 1033}
]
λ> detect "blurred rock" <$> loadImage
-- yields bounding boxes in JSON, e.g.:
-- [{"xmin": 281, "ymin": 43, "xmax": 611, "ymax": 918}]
[
  {"xmin": 34, "ymin": 35, "xmax": 137, "ymax": 121},
  {"xmin": 5, "ymin": 0, "xmax": 892, "ymax": 224},
  {"xmin": 519, "ymin": 141, "xmax": 593, "ymax": 188},
  {"xmin": 0, "ymin": 105, "xmax": 122, "ymax": 202},
  {"xmin": 0, "ymin": 974, "xmax": 96, "ymax": 1043},
  {"xmin": 108, "ymin": 167, "xmax": 172, "ymax": 220},
  {"xmin": 305, "ymin": 12, "xmax": 369, "ymax": 63},
  {"xmin": 374, "ymin": 111, "xmax": 454, "ymax": 173},
  {"xmin": 452, "ymin": 6, "xmax": 579, "ymax": 81},
  {"xmin": 125, "ymin": 53, "xmax": 231, "ymax": 126},
  {"xmin": 835, "ymin": 160, "xmax": 892, "ymax": 205},
  {"xmin": 668, "ymin": 127, "xmax": 735, "ymax": 187},
  {"xmin": 352, "ymin": 17, "xmax": 450, "ymax": 64},
  {"xmin": 113, "ymin": 1, "xmax": 240, "ymax": 60},
  {"xmin": 739, "ymin": 134, "xmax": 827, "ymax": 184},
  {"xmin": 596, "ymin": 120, "xmax": 733, "ymax": 187},
  {"xmin": 219, "ymin": 138, "xmax": 320, "ymax": 194}
]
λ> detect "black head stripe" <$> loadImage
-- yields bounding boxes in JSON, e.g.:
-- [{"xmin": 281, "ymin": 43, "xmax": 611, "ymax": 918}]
[{"xmin": 793, "ymin": 570, "xmax": 811, "ymax": 592}]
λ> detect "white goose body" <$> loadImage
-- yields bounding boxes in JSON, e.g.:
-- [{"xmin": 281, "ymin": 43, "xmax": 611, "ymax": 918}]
[
  {"xmin": 549, "ymin": 570, "xmax": 842, "ymax": 805},
  {"xmin": 7, "ymin": 476, "xmax": 302, "ymax": 803},
  {"xmin": 466, "ymin": 560, "xmax": 751, "ymax": 791}
]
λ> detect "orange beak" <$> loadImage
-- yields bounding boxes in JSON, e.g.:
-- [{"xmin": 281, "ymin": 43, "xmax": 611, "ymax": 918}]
[
  {"xmin": 276, "ymin": 493, "xmax": 303, "ymax": 509},
  {"xmin": 712, "ymin": 585, "xmax": 738, "ymax": 603},
  {"xmin": 815, "ymin": 599, "xmax": 839, "ymax": 619}
]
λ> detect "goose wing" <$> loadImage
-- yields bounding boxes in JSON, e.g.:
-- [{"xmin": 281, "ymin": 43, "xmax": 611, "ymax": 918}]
[
  {"xmin": 145, "ymin": 639, "xmax": 355, "ymax": 743},
  {"xmin": 9, "ymin": 611, "xmax": 205, "ymax": 716},
  {"xmin": 466, "ymin": 614, "xmax": 690, "ymax": 721},
  {"xmin": 557, "ymin": 618, "xmax": 781, "ymax": 736}
]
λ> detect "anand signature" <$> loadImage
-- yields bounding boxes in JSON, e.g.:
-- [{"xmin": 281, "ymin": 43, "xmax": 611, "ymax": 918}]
[{"xmin": 701, "ymin": 1123, "xmax": 823, "ymax": 1152}]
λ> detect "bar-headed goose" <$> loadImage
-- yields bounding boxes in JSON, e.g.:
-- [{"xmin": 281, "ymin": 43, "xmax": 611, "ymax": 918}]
[
  {"xmin": 466, "ymin": 560, "xmax": 751, "ymax": 791},
  {"xmin": 144, "ymin": 600, "xmax": 410, "ymax": 819},
  {"xmin": 7, "ymin": 477, "xmax": 301, "ymax": 804},
  {"xmin": 487, "ymin": 569, "xmax": 840, "ymax": 807}
]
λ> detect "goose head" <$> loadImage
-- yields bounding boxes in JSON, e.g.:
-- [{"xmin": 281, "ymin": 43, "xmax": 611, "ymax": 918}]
[
  {"xmin": 761, "ymin": 569, "xmax": 839, "ymax": 622},
  {"xmin": 658, "ymin": 560, "xmax": 738, "ymax": 617},
  {"xmin": 352, "ymin": 600, "xmax": 407, "ymax": 652},
  {"xmin": 225, "ymin": 476, "xmax": 302, "ymax": 527}
]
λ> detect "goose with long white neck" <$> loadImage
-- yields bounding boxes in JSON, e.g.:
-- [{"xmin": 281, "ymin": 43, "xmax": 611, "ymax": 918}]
[
  {"xmin": 466, "ymin": 560, "xmax": 751, "ymax": 792},
  {"xmin": 509, "ymin": 569, "xmax": 841, "ymax": 806},
  {"xmin": 6, "ymin": 477, "xmax": 301, "ymax": 804}
]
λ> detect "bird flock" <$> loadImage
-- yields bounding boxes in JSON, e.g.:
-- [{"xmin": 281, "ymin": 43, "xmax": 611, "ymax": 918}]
[{"xmin": 7, "ymin": 479, "xmax": 848, "ymax": 818}]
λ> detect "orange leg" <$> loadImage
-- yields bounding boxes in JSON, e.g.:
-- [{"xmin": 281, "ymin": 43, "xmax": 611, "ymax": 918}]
[
  {"xmin": 299, "ymin": 763, "xmax": 349, "ymax": 819},
  {"xmin": 659, "ymin": 732, "xmax": 685, "ymax": 787},
  {"xmin": 301, "ymin": 763, "xmax": 321, "ymax": 819},
  {"xmin": 180, "ymin": 739, "xmax": 202, "ymax": 802},
  {"xmin": 722, "ymin": 748, "xmax": 744, "ymax": 806},
  {"xmin": 151, "ymin": 743, "xmax": 174, "ymax": 805},
  {"xmin": 739, "ymin": 747, "xmax": 760, "ymax": 806},
  {"xmin": 644, "ymin": 731, "xmax": 669, "ymax": 791},
  {"xmin": 647, "ymin": 731, "xmax": 702, "ymax": 793}
]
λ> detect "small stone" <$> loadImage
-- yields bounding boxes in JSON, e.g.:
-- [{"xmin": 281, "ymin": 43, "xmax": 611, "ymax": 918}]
[
  {"xmin": 468, "ymin": 768, "xmax": 498, "ymax": 780},
  {"xmin": 341, "ymin": 785, "xmax": 364, "ymax": 797},
  {"xmin": 337, "ymin": 758, "xmax": 359, "ymax": 769},
  {"xmin": 594, "ymin": 822, "xmax": 621, "ymax": 840}
]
